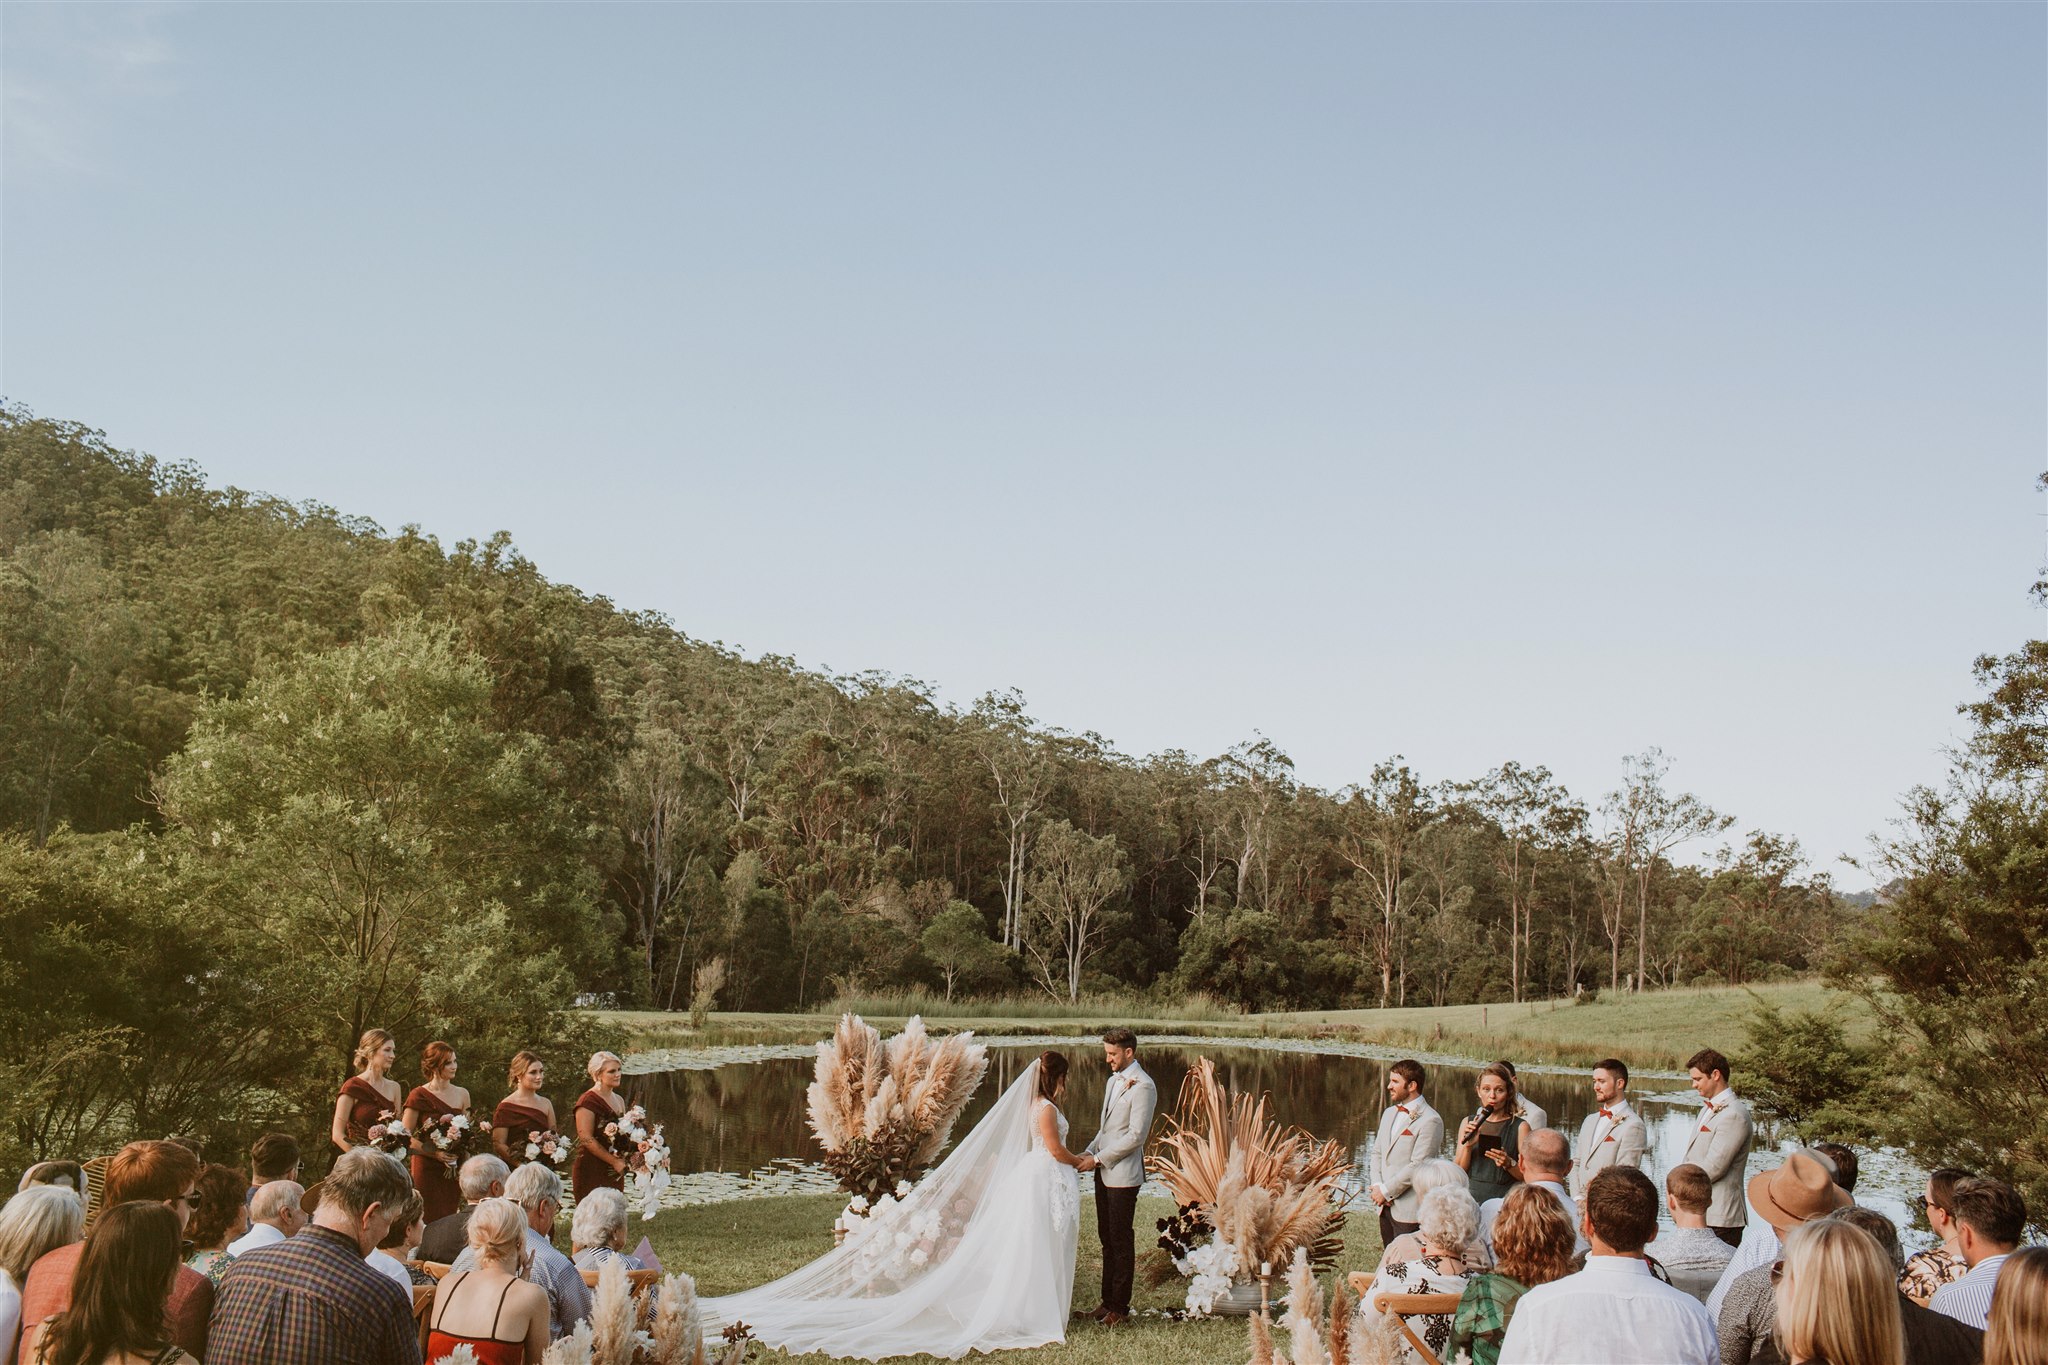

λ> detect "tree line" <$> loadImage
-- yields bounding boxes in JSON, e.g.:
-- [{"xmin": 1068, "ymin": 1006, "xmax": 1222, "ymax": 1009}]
[{"xmin": 0, "ymin": 407, "xmax": 1874, "ymax": 1174}]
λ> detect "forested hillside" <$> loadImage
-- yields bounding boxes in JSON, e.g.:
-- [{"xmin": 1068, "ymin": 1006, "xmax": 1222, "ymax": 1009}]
[{"xmin": 0, "ymin": 407, "xmax": 1852, "ymax": 1163}]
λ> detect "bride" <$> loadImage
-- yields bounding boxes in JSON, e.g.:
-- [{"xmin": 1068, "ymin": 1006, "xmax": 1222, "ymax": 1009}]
[{"xmin": 704, "ymin": 1050, "xmax": 1092, "ymax": 1360}]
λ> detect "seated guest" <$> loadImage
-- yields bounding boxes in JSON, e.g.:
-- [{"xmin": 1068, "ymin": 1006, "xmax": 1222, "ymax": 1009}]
[
  {"xmin": 0, "ymin": 1187, "xmax": 84, "ymax": 1365},
  {"xmin": 1930, "ymin": 1178, "xmax": 2026, "ymax": 1332},
  {"xmin": 225, "ymin": 1180, "xmax": 304, "ymax": 1257},
  {"xmin": 451, "ymin": 1163, "xmax": 591, "ymax": 1339},
  {"xmin": 1901, "ymin": 1168, "xmax": 1975, "ymax": 1307},
  {"xmin": 1383, "ymin": 1160, "xmax": 1480, "ymax": 1265},
  {"xmin": 1652, "ymin": 1164, "xmax": 1736, "ymax": 1303},
  {"xmin": 246, "ymin": 1134, "xmax": 301, "ymax": 1206},
  {"xmin": 205, "ymin": 1147, "xmax": 421, "ymax": 1365},
  {"xmin": 1452, "ymin": 1184, "xmax": 1577, "ymax": 1365},
  {"xmin": 12, "ymin": 1167, "xmax": 83, "ymax": 1198},
  {"xmin": 1365, "ymin": 1184, "xmax": 1484, "ymax": 1365},
  {"xmin": 1829, "ymin": 1205, "xmax": 1985, "ymax": 1365},
  {"xmin": 420, "ymin": 1155, "xmax": 509, "ymax": 1265},
  {"xmin": 1810, "ymin": 1142, "xmax": 1859, "ymax": 1196},
  {"xmin": 367, "ymin": 1191, "xmax": 428, "ymax": 1294},
  {"xmin": 1498, "ymin": 1167, "xmax": 1716, "ymax": 1365},
  {"xmin": 1479, "ymin": 1129, "xmax": 1584, "ymax": 1259},
  {"xmin": 428, "ymin": 1199, "xmax": 550, "ymax": 1365},
  {"xmin": 183, "ymin": 1163, "xmax": 248, "ymax": 1286},
  {"xmin": 1708, "ymin": 1147, "xmax": 1841, "ymax": 1323},
  {"xmin": 1717, "ymin": 1151, "xmax": 1852, "ymax": 1365},
  {"xmin": 13, "ymin": 1141, "xmax": 210, "ymax": 1364},
  {"xmin": 568, "ymin": 1189, "xmax": 642, "ymax": 1273},
  {"xmin": 1983, "ymin": 1246, "xmax": 2044, "ymax": 1365},
  {"xmin": 1773, "ymin": 1217, "xmax": 1904, "ymax": 1365},
  {"xmin": 21, "ymin": 1203, "xmax": 194, "ymax": 1365}
]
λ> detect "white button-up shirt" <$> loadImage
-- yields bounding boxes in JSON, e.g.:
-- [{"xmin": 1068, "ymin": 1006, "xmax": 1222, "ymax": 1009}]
[
  {"xmin": 1498, "ymin": 1255, "xmax": 1717, "ymax": 1365},
  {"xmin": 225, "ymin": 1220, "xmax": 287, "ymax": 1258}
]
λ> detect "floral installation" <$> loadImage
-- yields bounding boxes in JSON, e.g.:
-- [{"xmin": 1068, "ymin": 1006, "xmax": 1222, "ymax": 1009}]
[
  {"xmin": 1243, "ymin": 1247, "xmax": 1405, "ymax": 1365},
  {"xmin": 521, "ymin": 1127, "xmax": 574, "ymax": 1168},
  {"xmin": 364, "ymin": 1110, "xmax": 411, "ymax": 1156},
  {"xmin": 516, "ymin": 1264, "xmax": 711, "ymax": 1365},
  {"xmin": 1147, "ymin": 1058, "xmax": 1351, "ymax": 1319},
  {"xmin": 829, "ymin": 1181, "xmax": 978, "ymax": 1291},
  {"xmin": 807, "ymin": 1014, "xmax": 988, "ymax": 1209}
]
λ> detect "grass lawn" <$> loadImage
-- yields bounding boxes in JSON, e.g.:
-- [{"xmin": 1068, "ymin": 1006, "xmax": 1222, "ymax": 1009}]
[
  {"xmin": 598, "ymin": 978, "xmax": 1866, "ymax": 1073},
  {"xmin": 626, "ymin": 1191, "xmax": 1384, "ymax": 1365}
]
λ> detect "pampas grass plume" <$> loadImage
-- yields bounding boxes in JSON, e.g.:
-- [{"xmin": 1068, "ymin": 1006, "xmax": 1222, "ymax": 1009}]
[
  {"xmin": 1326, "ymin": 1271, "xmax": 1352, "ymax": 1365},
  {"xmin": 1284, "ymin": 1248, "xmax": 1327, "ymax": 1365},
  {"xmin": 588, "ymin": 1257, "xmax": 638, "ymax": 1365},
  {"xmin": 540, "ymin": 1321, "xmax": 594, "ymax": 1365},
  {"xmin": 433, "ymin": 1347, "xmax": 481, "ymax": 1365},
  {"xmin": 649, "ymin": 1271, "xmax": 704, "ymax": 1365}
]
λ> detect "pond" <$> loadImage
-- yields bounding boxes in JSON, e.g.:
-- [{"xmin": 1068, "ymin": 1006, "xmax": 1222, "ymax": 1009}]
[{"xmin": 625, "ymin": 1036, "xmax": 1929, "ymax": 1248}]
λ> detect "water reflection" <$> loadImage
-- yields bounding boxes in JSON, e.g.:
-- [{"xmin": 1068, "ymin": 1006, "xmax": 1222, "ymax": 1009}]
[{"xmin": 633, "ymin": 1042, "xmax": 1923, "ymax": 1244}]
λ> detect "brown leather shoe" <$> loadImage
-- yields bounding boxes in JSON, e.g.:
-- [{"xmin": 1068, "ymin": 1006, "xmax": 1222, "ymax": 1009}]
[
  {"xmin": 1075, "ymin": 1305, "xmax": 1108, "ymax": 1322},
  {"xmin": 1099, "ymin": 1310, "xmax": 1131, "ymax": 1327}
]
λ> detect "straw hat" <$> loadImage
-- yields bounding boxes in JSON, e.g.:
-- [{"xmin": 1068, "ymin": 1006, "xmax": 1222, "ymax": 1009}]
[{"xmin": 1746, "ymin": 1150, "xmax": 1851, "ymax": 1233}]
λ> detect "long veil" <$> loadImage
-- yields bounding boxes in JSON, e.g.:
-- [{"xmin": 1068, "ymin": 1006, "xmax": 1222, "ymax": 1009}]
[{"xmin": 703, "ymin": 1058, "xmax": 1074, "ymax": 1360}]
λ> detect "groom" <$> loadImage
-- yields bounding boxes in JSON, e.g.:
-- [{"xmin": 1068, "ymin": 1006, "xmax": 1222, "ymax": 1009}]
[{"xmin": 1079, "ymin": 1026, "xmax": 1158, "ymax": 1328}]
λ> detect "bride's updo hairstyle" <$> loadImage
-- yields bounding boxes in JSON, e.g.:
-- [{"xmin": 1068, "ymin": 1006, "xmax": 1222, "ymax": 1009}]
[{"xmin": 1037, "ymin": 1051, "xmax": 1069, "ymax": 1101}]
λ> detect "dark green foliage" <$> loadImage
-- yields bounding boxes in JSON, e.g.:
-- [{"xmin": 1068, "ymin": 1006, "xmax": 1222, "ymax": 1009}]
[{"xmin": 1735, "ymin": 998, "xmax": 1886, "ymax": 1143}]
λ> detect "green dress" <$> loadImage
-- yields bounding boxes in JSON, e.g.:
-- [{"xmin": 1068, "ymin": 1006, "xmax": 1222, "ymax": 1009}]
[
  {"xmin": 1452, "ymin": 1272, "xmax": 1531, "ymax": 1365},
  {"xmin": 1465, "ymin": 1115, "xmax": 1523, "ymax": 1205}
]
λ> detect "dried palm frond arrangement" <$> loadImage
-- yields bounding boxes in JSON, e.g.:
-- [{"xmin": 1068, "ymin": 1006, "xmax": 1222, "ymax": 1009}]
[
  {"xmin": 806, "ymin": 1014, "xmax": 988, "ymax": 1206},
  {"xmin": 1242, "ymin": 1247, "xmax": 1407, "ymax": 1365},
  {"xmin": 1148, "ymin": 1056, "xmax": 1352, "ymax": 1316}
]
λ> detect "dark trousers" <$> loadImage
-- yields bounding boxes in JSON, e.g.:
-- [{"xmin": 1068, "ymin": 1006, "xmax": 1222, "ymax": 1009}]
[
  {"xmin": 1711, "ymin": 1225, "xmax": 1745, "ymax": 1248},
  {"xmin": 1094, "ymin": 1180, "xmax": 1139, "ymax": 1313},
  {"xmin": 1378, "ymin": 1206, "xmax": 1420, "ymax": 1249}
]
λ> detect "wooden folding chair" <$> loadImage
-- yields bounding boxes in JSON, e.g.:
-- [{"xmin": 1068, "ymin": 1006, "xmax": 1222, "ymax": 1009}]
[
  {"xmin": 79, "ymin": 1156, "xmax": 110, "ymax": 1230},
  {"xmin": 578, "ymin": 1266, "xmax": 663, "ymax": 1294},
  {"xmin": 1358, "ymin": 1283, "xmax": 1462, "ymax": 1365},
  {"xmin": 416, "ymin": 1260, "xmax": 454, "ymax": 1281},
  {"xmin": 411, "ymin": 1284, "xmax": 437, "ymax": 1359}
]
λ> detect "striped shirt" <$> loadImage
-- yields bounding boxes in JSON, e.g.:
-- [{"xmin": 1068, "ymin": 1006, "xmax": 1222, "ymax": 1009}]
[
  {"xmin": 452, "ymin": 1226, "xmax": 593, "ymax": 1339},
  {"xmin": 206, "ymin": 1224, "xmax": 421, "ymax": 1365},
  {"xmin": 1929, "ymin": 1252, "xmax": 2009, "ymax": 1331}
]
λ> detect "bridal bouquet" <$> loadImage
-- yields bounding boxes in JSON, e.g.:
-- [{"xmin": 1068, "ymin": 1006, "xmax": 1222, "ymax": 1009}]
[
  {"xmin": 364, "ymin": 1110, "xmax": 411, "ymax": 1157},
  {"xmin": 807, "ymin": 1015, "xmax": 988, "ymax": 1208},
  {"xmin": 521, "ymin": 1128, "xmax": 574, "ymax": 1168}
]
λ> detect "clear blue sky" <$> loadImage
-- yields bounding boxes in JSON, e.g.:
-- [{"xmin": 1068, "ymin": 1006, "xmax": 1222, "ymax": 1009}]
[{"xmin": 6, "ymin": 3, "xmax": 2043, "ymax": 877}]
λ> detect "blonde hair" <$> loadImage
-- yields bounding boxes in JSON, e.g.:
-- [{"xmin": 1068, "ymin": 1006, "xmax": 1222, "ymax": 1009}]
[
  {"xmin": 507, "ymin": 1051, "xmax": 543, "ymax": 1089},
  {"xmin": 1986, "ymin": 1245, "xmax": 2048, "ymax": 1365},
  {"xmin": 0, "ymin": 1185, "xmax": 84, "ymax": 1283},
  {"xmin": 465, "ymin": 1197, "xmax": 527, "ymax": 1269},
  {"xmin": 586, "ymin": 1051, "xmax": 622, "ymax": 1082},
  {"xmin": 353, "ymin": 1028, "xmax": 394, "ymax": 1071},
  {"xmin": 1776, "ymin": 1219, "xmax": 1906, "ymax": 1365}
]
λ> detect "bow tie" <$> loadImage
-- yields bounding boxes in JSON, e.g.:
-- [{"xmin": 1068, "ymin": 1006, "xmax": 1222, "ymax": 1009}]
[
  {"xmin": 1396, "ymin": 1105, "xmax": 1410, "ymax": 1115},
  {"xmin": 1598, "ymin": 1109, "xmax": 1614, "ymax": 1119}
]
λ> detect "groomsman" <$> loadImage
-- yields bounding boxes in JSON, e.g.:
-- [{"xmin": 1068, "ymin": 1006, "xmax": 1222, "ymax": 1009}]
[
  {"xmin": 1682, "ymin": 1047, "xmax": 1752, "ymax": 1247},
  {"xmin": 1368, "ymin": 1060, "xmax": 1444, "ymax": 1246},
  {"xmin": 1572, "ymin": 1057, "xmax": 1647, "ymax": 1199}
]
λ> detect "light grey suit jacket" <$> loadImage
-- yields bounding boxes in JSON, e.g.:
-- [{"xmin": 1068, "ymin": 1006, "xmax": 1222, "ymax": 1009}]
[
  {"xmin": 1369, "ymin": 1096, "xmax": 1444, "ymax": 1223},
  {"xmin": 1681, "ymin": 1090, "xmax": 1753, "ymax": 1227},
  {"xmin": 1571, "ymin": 1099, "xmax": 1648, "ymax": 1199},
  {"xmin": 1084, "ymin": 1062, "xmax": 1158, "ymax": 1189}
]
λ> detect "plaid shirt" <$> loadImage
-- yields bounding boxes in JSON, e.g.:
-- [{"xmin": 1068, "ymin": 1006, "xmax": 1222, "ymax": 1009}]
[
  {"xmin": 206, "ymin": 1225, "xmax": 422, "ymax": 1365},
  {"xmin": 1453, "ymin": 1271, "xmax": 1531, "ymax": 1365}
]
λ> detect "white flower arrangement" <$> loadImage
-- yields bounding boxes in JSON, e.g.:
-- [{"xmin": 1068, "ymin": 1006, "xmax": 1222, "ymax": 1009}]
[
  {"xmin": 523, "ymin": 1128, "xmax": 572, "ymax": 1167},
  {"xmin": 621, "ymin": 1106, "xmax": 673, "ymax": 1219},
  {"xmin": 834, "ymin": 1186, "xmax": 965, "ymax": 1290},
  {"xmin": 1181, "ymin": 1236, "xmax": 1245, "ymax": 1318}
]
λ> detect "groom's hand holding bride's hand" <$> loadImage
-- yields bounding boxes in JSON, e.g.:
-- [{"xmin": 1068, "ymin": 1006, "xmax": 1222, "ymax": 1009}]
[{"xmin": 1074, "ymin": 1155, "xmax": 1097, "ymax": 1172}]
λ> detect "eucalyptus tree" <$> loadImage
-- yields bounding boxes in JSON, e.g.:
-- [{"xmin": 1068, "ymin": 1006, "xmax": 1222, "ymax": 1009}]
[
  {"xmin": 1604, "ymin": 750, "xmax": 1730, "ymax": 991},
  {"xmin": 1337, "ymin": 759, "xmax": 1435, "ymax": 1008},
  {"xmin": 1021, "ymin": 819, "xmax": 1128, "ymax": 1002},
  {"xmin": 968, "ymin": 690, "xmax": 1056, "ymax": 950}
]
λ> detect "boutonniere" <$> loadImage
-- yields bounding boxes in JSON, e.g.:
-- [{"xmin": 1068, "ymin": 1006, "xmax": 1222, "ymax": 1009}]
[{"xmin": 1121, "ymin": 1076, "xmax": 1137, "ymax": 1092}]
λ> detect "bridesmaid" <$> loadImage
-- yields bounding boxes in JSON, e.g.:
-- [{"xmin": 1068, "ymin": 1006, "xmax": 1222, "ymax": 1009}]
[
  {"xmin": 403, "ymin": 1040, "xmax": 470, "ymax": 1223},
  {"xmin": 492, "ymin": 1051, "xmax": 558, "ymax": 1164},
  {"xmin": 570, "ymin": 1050, "xmax": 630, "ymax": 1202},
  {"xmin": 331, "ymin": 1028, "xmax": 403, "ymax": 1154}
]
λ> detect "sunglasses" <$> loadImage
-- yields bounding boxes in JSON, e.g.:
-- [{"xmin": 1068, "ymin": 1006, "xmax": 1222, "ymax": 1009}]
[
  {"xmin": 1769, "ymin": 1260, "xmax": 1786, "ymax": 1285},
  {"xmin": 1912, "ymin": 1195, "xmax": 1947, "ymax": 1217}
]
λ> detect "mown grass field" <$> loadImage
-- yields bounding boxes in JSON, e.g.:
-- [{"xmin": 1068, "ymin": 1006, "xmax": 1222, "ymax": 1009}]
[
  {"xmin": 597, "ymin": 978, "xmax": 1867, "ymax": 1073},
  {"xmin": 626, "ymin": 1191, "xmax": 1384, "ymax": 1365}
]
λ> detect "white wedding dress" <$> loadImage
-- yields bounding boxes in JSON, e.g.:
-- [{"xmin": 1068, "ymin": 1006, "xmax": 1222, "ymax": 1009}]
[{"xmin": 703, "ymin": 1061, "xmax": 1080, "ymax": 1360}]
